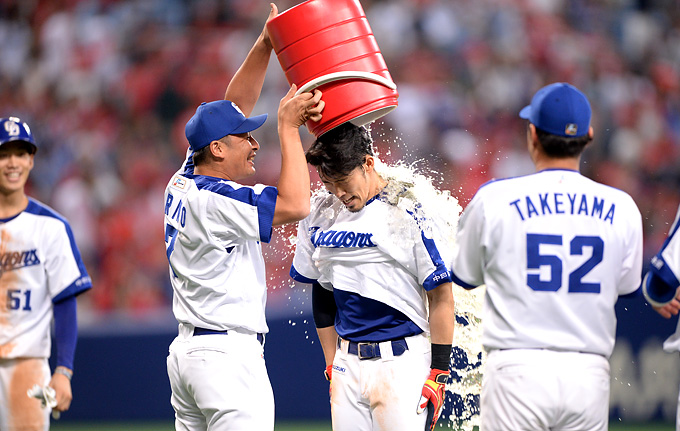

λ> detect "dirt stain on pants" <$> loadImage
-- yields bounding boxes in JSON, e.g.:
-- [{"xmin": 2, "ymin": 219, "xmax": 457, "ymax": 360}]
[{"xmin": 5, "ymin": 358, "xmax": 47, "ymax": 431}]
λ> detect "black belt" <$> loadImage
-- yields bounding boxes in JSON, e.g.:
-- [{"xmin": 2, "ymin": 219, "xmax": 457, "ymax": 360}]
[
  {"xmin": 341, "ymin": 337, "xmax": 409, "ymax": 360},
  {"xmin": 194, "ymin": 327, "xmax": 264, "ymax": 345}
]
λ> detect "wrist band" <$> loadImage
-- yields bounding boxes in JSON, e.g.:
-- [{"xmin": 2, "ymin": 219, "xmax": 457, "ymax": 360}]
[
  {"xmin": 55, "ymin": 367, "xmax": 73, "ymax": 381},
  {"xmin": 431, "ymin": 343, "xmax": 452, "ymax": 371}
]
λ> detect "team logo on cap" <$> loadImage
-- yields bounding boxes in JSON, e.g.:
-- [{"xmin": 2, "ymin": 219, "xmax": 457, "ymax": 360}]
[
  {"xmin": 565, "ymin": 123, "xmax": 578, "ymax": 136},
  {"xmin": 4, "ymin": 118, "xmax": 21, "ymax": 137}
]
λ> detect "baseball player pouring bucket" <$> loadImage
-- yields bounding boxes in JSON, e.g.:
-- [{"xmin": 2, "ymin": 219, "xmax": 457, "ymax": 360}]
[{"xmin": 163, "ymin": 4, "xmax": 324, "ymax": 430}]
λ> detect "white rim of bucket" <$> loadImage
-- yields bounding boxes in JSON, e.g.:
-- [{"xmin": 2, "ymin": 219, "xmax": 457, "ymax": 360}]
[{"xmin": 294, "ymin": 71, "xmax": 397, "ymax": 96}]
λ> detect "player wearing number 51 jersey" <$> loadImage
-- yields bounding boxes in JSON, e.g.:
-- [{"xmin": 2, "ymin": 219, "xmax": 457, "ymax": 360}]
[
  {"xmin": 0, "ymin": 117, "xmax": 92, "ymax": 430},
  {"xmin": 451, "ymin": 83, "xmax": 643, "ymax": 431}
]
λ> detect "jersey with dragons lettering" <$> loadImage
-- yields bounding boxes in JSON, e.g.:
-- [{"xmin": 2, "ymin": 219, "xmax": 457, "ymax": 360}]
[
  {"xmin": 451, "ymin": 169, "xmax": 643, "ymax": 358},
  {"xmin": 163, "ymin": 164, "xmax": 277, "ymax": 334},
  {"xmin": 291, "ymin": 185, "xmax": 452, "ymax": 341},
  {"xmin": 0, "ymin": 198, "xmax": 92, "ymax": 359}
]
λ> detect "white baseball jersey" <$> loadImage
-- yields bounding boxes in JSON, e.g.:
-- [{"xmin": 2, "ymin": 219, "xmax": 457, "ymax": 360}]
[
  {"xmin": 291, "ymin": 184, "xmax": 452, "ymax": 341},
  {"xmin": 451, "ymin": 169, "xmax": 643, "ymax": 358},
  {"xmin": 163, "ymin": 165, "xmax": 277, "ymax": 334},
  {"xmin": 0, "ymin": 198, "xmax": 92, "ymax": 359}
]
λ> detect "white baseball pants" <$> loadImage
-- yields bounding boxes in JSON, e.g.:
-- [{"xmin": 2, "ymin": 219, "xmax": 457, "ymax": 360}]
[
  {"xmin": 166, "ymin": 324, "xmax": 274, "ymax": 431},
  {"xmin": 481, "ymin": 349, "xmax": 610, "ymax": 431},
  {"xmin": 0, "ymin": 357, "xmax": 51, "ymax": 431},
  {"xmin": 330, "ymin": 333, "xmax": 431, "ymax": 431}
]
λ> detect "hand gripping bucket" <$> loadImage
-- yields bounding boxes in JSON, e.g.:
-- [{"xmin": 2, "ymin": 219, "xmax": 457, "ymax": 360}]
[{"xmin": 267, "ymin": 0, "xmax": 398, "ymax": 137}]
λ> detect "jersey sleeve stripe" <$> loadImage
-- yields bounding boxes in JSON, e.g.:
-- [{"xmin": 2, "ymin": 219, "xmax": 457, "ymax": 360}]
[
  {"xmin": 650, "ymin": 255, "xmax": 680, "ymax": 291},
  {"xmin": 195, "ymin": 177, "xmax": 278, "ymax": 243},
  {"xmin": 290, "ymin": 265, "xmax": 317, "ymax": 284},
  {"xmin": 53, "ymin": 275, "xmax": 92, "ymax": 303},
  {"xmin": 26, "ymin": 199, "xmax": 93, "ymax": 300},
  {"xmin": 450, "ymin": 270, "xmax": 479, "ymax": 290},
  {"xmin": 420, "ymin": 231, "xmax": 452, "ymax": 291},
  {"xmin": 257, "ymin": 186, "xmax": 277, "ymax": 243},
  {"xmin": 643, "ymin": 270, "xmax": 675, "ymax": 305},
  {"xmin": 656, "ymin": 205, "xmax": 680, "ymax": 257},
  {"xmin": 195, "ymin": 177, "xmax": 260, "ymax": 203}
]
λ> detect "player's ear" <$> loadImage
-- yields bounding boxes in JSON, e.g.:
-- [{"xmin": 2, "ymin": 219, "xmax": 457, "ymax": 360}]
[
  {"xmin": 527, "ymin": 123, "xmax": 539, "ymax": 151},
  {"xmin": 209, "ymin": 140, "xmax": 225, "ymax": 158},
  {"xmin": 363, "ymin": 155, "xmax": 374, "ymax": 172}
]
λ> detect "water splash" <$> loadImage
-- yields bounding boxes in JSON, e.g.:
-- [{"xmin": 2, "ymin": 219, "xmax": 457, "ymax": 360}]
[
  {"xmin": 346, "ymin": 154, "xmax": 486, "ymax": 429},
  {"xmin": 372, "ymin": 154, "xmax": 483, "ymax": 430}
]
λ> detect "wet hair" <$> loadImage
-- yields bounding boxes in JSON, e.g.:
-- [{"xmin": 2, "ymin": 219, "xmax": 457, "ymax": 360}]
[
  {"xmin": 535, "ymin": 126, "xmax": 592, "ymax": 158},
  {"xmin": 305, "ymin": 123, "xmax": 373, "ymax": 180}
]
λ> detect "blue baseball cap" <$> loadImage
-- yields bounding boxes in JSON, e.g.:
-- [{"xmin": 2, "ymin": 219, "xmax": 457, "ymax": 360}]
[
  {"xmin": 519, "ymin": 83, "xmax": 591, "ymax": 137},
  {"xmin": 0, "ymin": 117, "xmax": 37, "ymax": 154},
  {"xmin": 185, "ymin": 100, "xmax": 267, "ymax": 151}
]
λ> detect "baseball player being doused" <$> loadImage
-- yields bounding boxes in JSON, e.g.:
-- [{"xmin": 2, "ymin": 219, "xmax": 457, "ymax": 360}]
[
  {"xmin": 451, "ymin": 83, "xmax": 644, "ymax": 431},
  {"xmin": 0, "ymin": 116, "xmax": 92, "ymax": 430},
  {"xmin": 290, "ymin": 122, "xmax": 455, "ymax": 431}
]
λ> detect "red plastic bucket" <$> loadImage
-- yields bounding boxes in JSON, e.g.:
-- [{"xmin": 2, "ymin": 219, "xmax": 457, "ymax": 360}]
[{"xmin": 267, "ymin": 0, "xmax": 398, "ymax": 136}]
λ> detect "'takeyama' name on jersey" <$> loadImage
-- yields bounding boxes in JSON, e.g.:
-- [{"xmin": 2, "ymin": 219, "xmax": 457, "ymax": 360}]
[{"xmin": 510, "ymin": 192, "xmax": 616, "ymax": 224}]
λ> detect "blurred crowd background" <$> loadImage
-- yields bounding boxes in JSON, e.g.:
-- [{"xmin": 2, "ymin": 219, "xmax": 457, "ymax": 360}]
[{"xmin": 1, "ymin": 0, "xmax": 679, "ymax": 326}]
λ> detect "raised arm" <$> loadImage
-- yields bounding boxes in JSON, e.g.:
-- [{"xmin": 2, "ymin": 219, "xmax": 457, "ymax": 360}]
[
  {"xmin": 273, "ymin": 85, "xmax": 324, "ymax": 226},
  {"xmin": 224, "ymin": 3, "xmax": 278, "ymax": 116}
]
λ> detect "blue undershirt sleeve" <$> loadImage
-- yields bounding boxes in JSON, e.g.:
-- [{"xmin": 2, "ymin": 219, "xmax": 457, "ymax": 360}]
[{"xmin": 53, "ymin": 296, "xmax": 78, "ymax": 370}]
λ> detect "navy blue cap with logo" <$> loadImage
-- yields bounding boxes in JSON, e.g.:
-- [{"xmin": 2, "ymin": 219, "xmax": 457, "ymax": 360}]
[
  {"xmin": 0, "ymin": 117, "xmax": 38, "ymax": 154},
  {"xmin": 519, "ymin": 82, "xmax": 592, "ymax": 138},
  {"xmin": 185, "ymin": 100, "xmax": 268, "ymax": 151}
]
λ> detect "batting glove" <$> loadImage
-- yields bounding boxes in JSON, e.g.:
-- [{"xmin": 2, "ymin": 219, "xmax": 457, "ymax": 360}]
[
  {"xmin": 27, "ymin": 384, "xmax": 61, "ymax": 419},
  {"xmin": 417, "ymin": 368, "xmax": 448, "ymax": 431},
  {"xmin": 324, "ymin": 364, "xmax": 332, "ymax": 398}
]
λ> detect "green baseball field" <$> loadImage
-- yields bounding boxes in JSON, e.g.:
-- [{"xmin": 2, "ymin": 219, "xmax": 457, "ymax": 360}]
[{"xmin": 50, "ymin": 420, "xmax": 674, "ymax": 430}]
